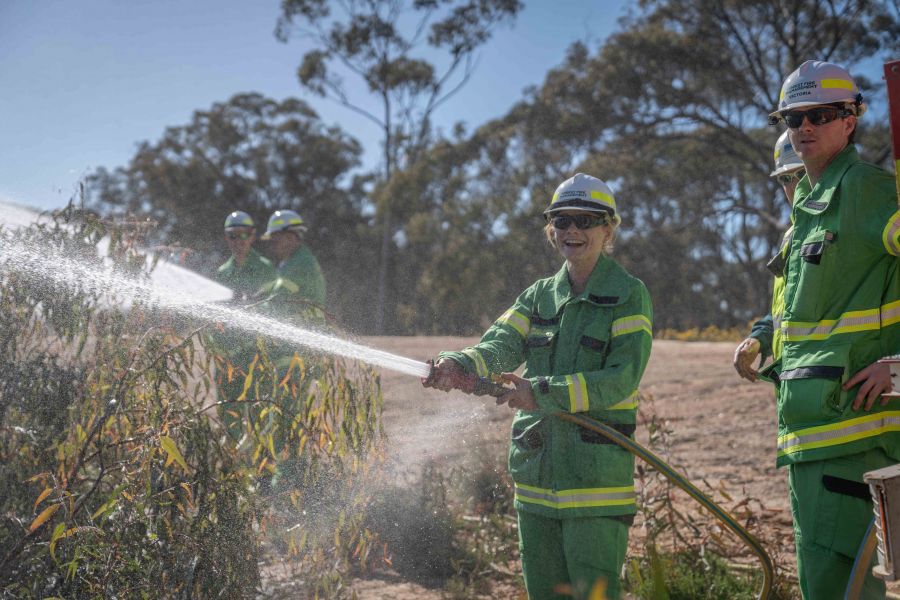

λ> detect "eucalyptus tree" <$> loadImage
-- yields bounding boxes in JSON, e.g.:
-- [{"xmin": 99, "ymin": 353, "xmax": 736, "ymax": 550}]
[
  {"xmin": 85, "ymin": 93, "xmax": 377, "ymax": 329},
  {"xmin": 582, "ymin": 0, "xmax": 900, "ymax": 324},
  {"xmin": 387, "ymin": 0, "xmax": 900, "ymax": 331},
  {"xmin": 276, "ymin": 0, "xmax": 522, "ymax": 333}
]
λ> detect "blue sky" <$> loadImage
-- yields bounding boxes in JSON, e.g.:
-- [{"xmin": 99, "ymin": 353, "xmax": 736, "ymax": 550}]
[{"xmin": 0, "ymin": 0, "xmax": 631, "ymax": 210}]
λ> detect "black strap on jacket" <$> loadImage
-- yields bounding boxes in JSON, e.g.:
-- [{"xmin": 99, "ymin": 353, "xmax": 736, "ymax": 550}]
[
  {"xmin": 531, "ymin": 314, "xmax": 560, "ymax": 326},
  {"xmin": 579, "ymin": 422, "xmax": 636, "ymax": 445},
  {"xmin": 580, "ymin": 335, "xmax": 607, "ymax": 352},
  {"xmin": 588, "ymin": 294, "xmax": 619, "ymax": 305},
  {"xmin": 822, "ymin": 475, "xmax": 871, "ymax": 501},
  {"xmin": 780, "ymin": 366, "xmax": 844, "ymax": 380},
  {"xmin": 525, "ymin": 335, "xmax": 553, "ymax": 348}
]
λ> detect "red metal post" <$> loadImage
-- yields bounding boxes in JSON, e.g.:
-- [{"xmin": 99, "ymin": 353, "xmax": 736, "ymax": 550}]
[{"xmin": 885, "ymin": 60, "xmax": 900, "ymax": 206}]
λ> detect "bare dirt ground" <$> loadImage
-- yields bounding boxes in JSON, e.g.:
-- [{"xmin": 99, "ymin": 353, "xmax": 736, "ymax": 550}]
[
  {"xmin": 340, "ymin": 337, "xmax": 792, "ymax": 599},
  {"xmin": 296, "ymin": 336, "xmax": 900, "ymax": 599}
]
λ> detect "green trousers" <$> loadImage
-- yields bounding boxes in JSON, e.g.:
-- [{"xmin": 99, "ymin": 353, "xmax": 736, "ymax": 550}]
[
  {"xmin": 517, "ymin": 510, "xmax": 630, "ymax": 600},
  {"xmin": 788, "ymin": 449, "xmax": 891, "ymax": 600}
]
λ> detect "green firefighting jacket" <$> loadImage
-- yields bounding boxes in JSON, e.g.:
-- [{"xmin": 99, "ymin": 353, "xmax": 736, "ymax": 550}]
[
  {"xmin": 751, "ymin": 226, "xmax": 793, "ymax": 362},
  {"xmin": 259, "ymin": 246, "xmax": 327, "ymax": 325},
  {"xmin": 772, "ymin": 144, "xmax": 900, "ymax": 468},
  {"xmin": 215, "ymin": 249, "xmax": 275, "ymax": 301},
  {"xmin": 441, "ymin": 255, "xmax": 653, "ymax": 519}
]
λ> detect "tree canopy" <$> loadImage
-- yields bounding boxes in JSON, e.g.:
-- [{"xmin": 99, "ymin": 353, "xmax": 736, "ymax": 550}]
[
  {"xmin": 86, "ymin": 0, "xmax": 900, "ymax": 334},
  {"xmin": 276, "ymin": 0, "xmax": 523, "ymax": 332}
]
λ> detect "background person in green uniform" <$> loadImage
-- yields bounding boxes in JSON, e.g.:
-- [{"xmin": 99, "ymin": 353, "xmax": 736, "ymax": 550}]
[
  {"xmin": 733, "ymin": 131, "xmax": 805, "ymax": 379},
  {"xmin": 215, "ymin": 211, "xmax": 275, "ymax": 303},
  {"xmin": 213, "ymin": 211, "xmax": 276, "ymax": 439},
  {"xmin": 425, "ymin": 173, "xmax": 653, "ymax": 600},
  {"xmin": 259, "ymin": 209, "xmax": 326, "ymax": 326},
  {"xmin": 257, "ymin": 210, "xmax": 328, "ymax": 488},
  {"xmin": 768, "ymin": 60, "xmax": 900, "ymax": 600}
]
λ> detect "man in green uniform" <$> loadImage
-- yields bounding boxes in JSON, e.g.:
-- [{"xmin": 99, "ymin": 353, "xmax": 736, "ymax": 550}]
[
  {"xmin": 213, "ymin": 211, "xmax": 276, "ymax": 439},
  {"xmin": 426, "ymin": 174, "xmax": 653, "ymax": 599},
  {"xmin": 768, "ymin": 60, "xmax": 900, "ymax": 599},
  {"xmin": 733, "ymin": 130, "xmax": 805, "ymax": 379},
  {"xmin": 259, "ymin": 209, "xmax": 326, "ymax": 326},
  {"xmin": 215, "ymin": 211, "xmax": 275, "ymax": 302},
  {"xmin": 257, "ymin": 210, "xmax": 327, "ymax": 486}
]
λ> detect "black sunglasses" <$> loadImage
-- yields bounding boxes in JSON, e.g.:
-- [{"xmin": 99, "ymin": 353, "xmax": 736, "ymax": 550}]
[
  {"xmin": 779, "ymin": 106, "xmax": 851, "ymax": 129},
  {"xmin": 776, "ymin": 169, "xmax": 806, "ymax": 185},
  {"xmin": 226, "ymin": 231, "xmax": 252, "ymax": 241},
  {"xmin": 548, "ymin": 214, "xmax": 608, "ymax": 230}
]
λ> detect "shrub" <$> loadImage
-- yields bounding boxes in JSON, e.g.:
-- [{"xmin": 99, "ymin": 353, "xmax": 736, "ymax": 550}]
[{"xmin": 0, "ymin": 208, "xmax": 384, "ymax": 598}]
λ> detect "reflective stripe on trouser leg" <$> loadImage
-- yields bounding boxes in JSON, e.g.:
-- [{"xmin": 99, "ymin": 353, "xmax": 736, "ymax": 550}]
[
  {"xmin": 788, "ymin": 449, "xmax": 891, "ymax": 600},
  {"xmin": 518, "ymin": 510, "xmax": 630, "ymax": 600}
]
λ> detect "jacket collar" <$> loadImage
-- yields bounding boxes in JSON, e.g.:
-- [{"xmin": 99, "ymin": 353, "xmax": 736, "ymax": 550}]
[
  {"xmin": 793, "ymin": 144, "xmax": 859, "ymax": 215},
  {"xmin": 545, "ymin": 255, "xmax": 627, "ymax": 316},
  {"xmin": 230, "ymin": 248, "xmax": 263, "ymax": 268}
]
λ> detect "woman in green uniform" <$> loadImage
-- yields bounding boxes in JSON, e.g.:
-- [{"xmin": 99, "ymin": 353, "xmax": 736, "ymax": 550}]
[{"xmin": 425, "ymin": 173, "xmax": 653, "ymax": 600}]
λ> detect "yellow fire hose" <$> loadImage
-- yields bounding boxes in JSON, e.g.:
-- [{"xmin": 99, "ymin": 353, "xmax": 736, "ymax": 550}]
[{"xmin": 554, "ymin": 412, "xmax": 775, "ymax": 600}]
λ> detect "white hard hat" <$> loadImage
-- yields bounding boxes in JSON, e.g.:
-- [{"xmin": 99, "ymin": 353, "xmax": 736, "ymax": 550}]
[
  {"xmin": 543, "ymin": 173, "xmax": 621, "ymax": 225},
  {"xmin": 224, "ymin": 210, "xmax": 254, "ymax": 230},
  {"xmin": 770, "ymin": 130, "xmax": 804, "ymax": 177},
  {"xmin": 261, "ymin": 209, "xmax": 307, "ymax": 240},
  {"xmin": 770, "ymin": 60, "xmax": 866, "ymax": 120}
]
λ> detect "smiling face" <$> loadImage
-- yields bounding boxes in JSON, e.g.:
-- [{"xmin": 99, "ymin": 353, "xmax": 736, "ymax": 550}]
[{"xmin": 548, "ymin": 210, "xmax": 614, "ymax": 269}]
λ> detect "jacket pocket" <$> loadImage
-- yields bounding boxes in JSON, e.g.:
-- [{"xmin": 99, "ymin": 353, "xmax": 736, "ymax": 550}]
[
  {"xmin": 778, "ymin": 344, "xmax": 850, "ymax": 426},
  {"xmin": 576, "ymin": 310, "xmax": 614, "ymax": 371},
  {"xmin": 508, "ymin": 417, "xmax": 545, "ymax": 487},
  {"xmin": 789, "ymin": 229, "xmax": 836, "ymax": 321},
  {"xmin": 524, "ymin": 329, "xmax": 556, "ymax": 375},
  {"xmin": 571, "ymin": 424, "xmax": 634, "ymax": 485}
]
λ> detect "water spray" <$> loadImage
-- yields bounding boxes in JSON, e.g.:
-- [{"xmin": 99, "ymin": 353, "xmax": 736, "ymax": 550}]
[{"xmin": 0, "ymin": 234, "xmax": 429, "ymax": 378}]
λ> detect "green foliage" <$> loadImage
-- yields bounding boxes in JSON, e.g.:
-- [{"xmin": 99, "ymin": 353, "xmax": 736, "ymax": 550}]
[
  {"xmin": 83, "ymin": 1, "xmax": 900, "ymax": 337},
  {"xmin": 627, "ymin": 547, "xmax": 760, "ymax": 600},
  {"xmin": 84, "ymin": 93, "xmax": 378, "ymax": 332},
  {"xmin": 0, "ymin": 211, "xmax": 385, "ymax": 598},
  {"xmin": 656, "ymin": 324, "xmax": 746, "ymax": 342}
]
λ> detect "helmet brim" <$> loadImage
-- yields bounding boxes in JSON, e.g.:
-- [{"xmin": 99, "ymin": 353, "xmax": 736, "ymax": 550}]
[
  {"xmin": 261, "ymin": 225, "xmax": 306, "ymax": 241},
  {"xmin": 769, "ymin": 100, "xmax": 866, "ymax": 120},
  {"xmin": 543, "ymin": 205, "xmax": 621, "ymax": 225},
  {"xmin": 770, "ymin": 163, "xmax": 805, "ymax": 177}
]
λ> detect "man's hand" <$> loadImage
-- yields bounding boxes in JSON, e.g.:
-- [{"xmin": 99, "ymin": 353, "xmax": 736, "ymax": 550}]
[
  {"xmin": 845, "ymin": 361, "xmax": 893, "ymax": 411},
  {"xmin": 422, "ymin": 358, "xmax": 474, "ymax": 393},
  {"xmin": 495, "ymin": 372, "xmax": 538, "ymax": 411},
  {"xmin": 733, "ymin": 337, "xmax": 762, "ymax": 382}
]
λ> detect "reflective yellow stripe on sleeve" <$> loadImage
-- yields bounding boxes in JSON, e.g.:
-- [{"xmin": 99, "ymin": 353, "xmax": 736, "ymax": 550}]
[
  {"xmin": 883, "ymin": 210, "xmax": 900, "ymax": 256},
  {"xmin": 496, "ymin": 308, "xmax": 530, "ymax": 337},
  {"xmin": 565, "ymin": 373, "xmax": 589, "ymax": 412},
  {"xmin": 276, "ymin": 277, "xmax": 300, "ymax": 293},
  {"xmin": 782, "ymin": 306, "xmax": 885, "ymax": 342},
  {"xmin": 611, "ymin": 314, "xmax": 652, "ymax": 337},
  {"xmin": 608, "ymin": 390, "xmax": 639, "ymax": 410},
  {"xmin": 515, "ymin": 483, "xmax": 636, "ymax": 509},
  {"xmin": 883, "ymin": 300, "xmax": 900, "ymax": 328},
  {"xmin": 778, "ymin": 411, "xmax": 900, "ymax": 457},
  {"xmin": 461, "ymin": 348, "xmax": 489, "ymax": 378}
]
